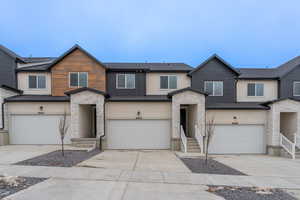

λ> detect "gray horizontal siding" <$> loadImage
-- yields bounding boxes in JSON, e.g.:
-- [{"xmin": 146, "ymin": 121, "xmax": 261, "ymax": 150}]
[
  {"xmin": 191, "ymin": 58, "xmax": 237, "ymax": 103},
  {"xmin": 0, "ymin": 50, "xmax": 17, "ymax": 88},
  {"xmin": 106, "ymin": 72, "xmax": 146, "ymax": 96},
  {"xmin": 280, "ymin": 66, "xmax": 300, "ymax": 100}
]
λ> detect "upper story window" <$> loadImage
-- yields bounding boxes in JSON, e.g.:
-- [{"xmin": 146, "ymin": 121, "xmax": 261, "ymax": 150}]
[
  {"xmin": 204, "ymin": 81, "xmax": 223, "ymax": 96},
  {"xmin": 69, "ymin": 72, "xmax": 88, "ymax": 87},
  {"xmin": 160, "ymin": 75, "xmax": 177, "ymax": 89},
  {"xmin": 247, "ymin": 83, "xmax": 264, "ymax": 96},
  {"xmin": 117, "ymin": 74, "xmax": 135, "ymax": 89},
  {"xmin": 293, "ymin": 82, "xmax": 300, "ymax": 96},
  {"xmin": 28, "ymin": 75, "xmax": 46, "ymax": 89}
]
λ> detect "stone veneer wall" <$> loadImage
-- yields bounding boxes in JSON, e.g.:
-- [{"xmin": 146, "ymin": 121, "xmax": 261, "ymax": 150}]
[
  {"xmin": 267, "ymin": 99, "xmax": 300, "ymax": 155},
  {"xmin": 171, "ymin": 91, "xmax": 205, "ymax": 150},
  {"xmin": 70, "ymin": 90, "xmax": 104, "ymax": 139}
]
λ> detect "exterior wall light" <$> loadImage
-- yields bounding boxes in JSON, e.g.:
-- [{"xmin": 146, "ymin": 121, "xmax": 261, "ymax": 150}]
[
  {"xmin": 136, "ymin": 111, "xmax": 142, "ymax": 119},
  {"xmin": 38, "ymin": 106, "xmax": 44, "ymax": 114},
  {"xmin": 232, "ymin": 116, "xmax": 238, "ymax": 124}
]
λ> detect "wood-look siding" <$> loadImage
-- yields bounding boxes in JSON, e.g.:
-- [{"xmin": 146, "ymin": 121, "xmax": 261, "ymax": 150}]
[{"xmin": 51, "ymin": 49, "xmax": 106, "ymax": 96}]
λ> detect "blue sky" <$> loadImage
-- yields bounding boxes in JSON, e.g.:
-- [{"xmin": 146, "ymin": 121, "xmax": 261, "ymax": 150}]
[{"xmin": 1, "ymin": 0, "xmax": 300, "ymax": 68}]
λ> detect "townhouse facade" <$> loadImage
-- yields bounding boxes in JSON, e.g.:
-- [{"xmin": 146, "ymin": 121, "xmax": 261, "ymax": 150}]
[{"xmin": 0, "ymin": 44, "xmax": 300, "ymax": 156}]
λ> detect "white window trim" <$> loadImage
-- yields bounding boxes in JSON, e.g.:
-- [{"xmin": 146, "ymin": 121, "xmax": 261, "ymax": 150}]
[
  {"xmin": 159, "ymin": 75, "xmax": 178, "ymax": 90},
  {"xmin": 28, "ymin": 75, "xmax": 46, "ymax": 89},
  {"xmin": 293, "ymin": 81, "xmax": 300, "ymax": 96},
  {"xmin": 69, "ymin": 72, "xmax": 88, "ymax": 88},
  {"xmin": 204, "ymin": 81, "xmax": 223, "ymax": 96},
  {"xmin": 116, "ymin": 73, "xmax": 136, "ymax": 89},
  {"xmin": 247, "ymin": 83, "xmax": 264, "ymax": 97}
]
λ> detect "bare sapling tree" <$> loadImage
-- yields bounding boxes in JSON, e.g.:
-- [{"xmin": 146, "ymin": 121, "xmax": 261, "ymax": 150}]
[
  {"xmin": 59, "ymin": 111, "xmax": 69, "ymax": 156},
  {"xmin": 204, "ymin": 117, "xmax": 215, "ymax": 164}
]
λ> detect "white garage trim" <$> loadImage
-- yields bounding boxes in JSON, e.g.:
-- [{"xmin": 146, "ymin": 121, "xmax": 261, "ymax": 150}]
[
  {"xmin": 9, "ymin": 114, "xmax": 72, "ymax": 145},
  {"xmin": 107, "ymin": 119, "xmax": 171, "ymax": 149},
  {"xmin": 208, "ymin": 124, "xmax": 266, "ymax": 154}
]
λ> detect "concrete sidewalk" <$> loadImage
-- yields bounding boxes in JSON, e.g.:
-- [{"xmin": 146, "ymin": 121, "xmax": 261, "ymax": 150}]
[
  {"xmin": 1, "ymin": 165, "xmax": 300, "ymax": 190},
  {"xmin": 4, "ymin": 178, "xmax": 223, "ymax": 200}
]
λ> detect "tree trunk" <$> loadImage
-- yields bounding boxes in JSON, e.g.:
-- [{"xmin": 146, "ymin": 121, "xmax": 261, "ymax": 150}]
[
  {"xmin": 61, "ymin": 139, "xmax": 64, "ymax": 157},
  {"xmin": 205, "ymin": 138, "xmax": 208, "ymax": 165}
]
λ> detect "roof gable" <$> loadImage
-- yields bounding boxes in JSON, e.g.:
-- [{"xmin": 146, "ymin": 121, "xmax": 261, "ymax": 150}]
[
  {"xmin": 167, "ymin": 87, "xmax": 207, "ymax": 97},
  {"xmin": 188, "ymin": 54, "xmax": 240, "ymax": 76},
  {"xmin": 46, "ymin": 44, "xmax": 106, "ymax": 70},
  {"xmin": 64, "ymin": 87, "xmax": 109, "ymax": 97},
  {"xmin": 276, "ymin": 56, "xmax": 300, "ymax": 78},
  {"xmin": 262, "ymin": 97, "xmax": 300, "ymax": 105},
  {"xmin": 0, "ymin": 45, "xmax": 25, "ymax": 63}
]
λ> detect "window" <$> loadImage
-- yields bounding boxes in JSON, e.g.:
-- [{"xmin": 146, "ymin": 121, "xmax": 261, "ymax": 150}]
[
  {"xmin": 69, "ymin": 72, "xmax": 88, "ymax": 87},
  {"xmin": 28, "ymin": 75, "xmax": 46, "ymax": 89},
  {"xmin": 204, "ymin": 81, "xmax": 223, "ymax": 96},
  {"xmin": 247, "ymin": 83, "xmax": 264, "ymax": 96},
  {"xmin": 117, "ymin": 74, "xmax": 135, "ymax": 89},
  {"xmin": 160, "ymin": 75, "xmax": 177, "ymax": 89},
  {"xmin": 293, "ymin": 82, "xmax": 300, "ymax": 96}
]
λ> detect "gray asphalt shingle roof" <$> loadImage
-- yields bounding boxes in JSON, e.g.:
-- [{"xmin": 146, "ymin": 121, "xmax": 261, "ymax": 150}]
[
  {"xmin": 104, "ymin": 62, "xmax": 193, "ymax": 71},
  {"xmin": 107, "ymin": 95, "xmax": 170, "ymax": 102},
  {"xmin": 237, "ymin": 68, "xmax": 278, "ymax": 79},
  {"xmin": 17, "ymin": 61, "xmax": 194, "ymax": 72},
  {"xmin": 237, "ymin": 56, "xmax": 300, "ymax": 79},
  {"xmin": 16, "ymin": 63, "xmax": 51, "ymax": 72},
  {"xmin": 22, "ymin": 57, "xmax": 56, "ymax": 63},
  {"xmin": 7, "ymin": 44, "xmax": 300, "ymax": 79},
  {"xmin": 206, "ymin": 102, "xmax": 269, "ymax": 110},
  {"xmin": 4, "ymin": 95, "xmax": 70, "ymax": 102}
]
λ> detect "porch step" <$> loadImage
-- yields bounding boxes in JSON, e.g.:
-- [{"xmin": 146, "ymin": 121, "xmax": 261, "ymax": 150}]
[
  {"xmin": 186, "ymin": 138, "xmax": 201, "ymax": 153},
  {"xmin": 71, "ymin": 138, "xmax": 98, "ymax": 148}
]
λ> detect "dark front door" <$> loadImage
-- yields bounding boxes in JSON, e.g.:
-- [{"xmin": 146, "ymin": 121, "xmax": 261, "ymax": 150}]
[
  {"xmin": 180, "ymin": 108, "xmax": 187, "ymax": 136},
  {"xmin": 93, "ymin": 106, "xmax": 97, "ymax": 138}
]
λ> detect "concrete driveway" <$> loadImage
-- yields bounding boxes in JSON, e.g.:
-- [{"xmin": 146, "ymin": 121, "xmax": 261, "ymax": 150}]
[
  {"xmin": 0, "ymin": 145, "xmax": 59, "ymax": 164},
  {"xmin": 2, "ymin": 146, "xmax": 300, "ymax": 199},
  {"xmin": 77, "ymin": 150, "xmax": 191, "ymax": 173},
  {"xmin": 212, "ymin": 155, "xmax": 300, "ymax": 177}
]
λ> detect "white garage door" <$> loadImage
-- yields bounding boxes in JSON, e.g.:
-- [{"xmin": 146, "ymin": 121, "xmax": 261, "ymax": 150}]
[
  {"xmin": 10, "ymin": 115, "xmax": 71, "ymax": 145},
  {"xmin": 208, "ymin": 125, "xmax": 266, "ymax": 154},
  {"xmin": 107, "ymin": 119, "xmax": 170, "ymax": 149}
]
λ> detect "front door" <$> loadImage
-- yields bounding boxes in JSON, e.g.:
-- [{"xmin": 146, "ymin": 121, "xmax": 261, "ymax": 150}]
[{"xmin": 180, "ymin": 108, "xmax": 188, "ymax": 136}]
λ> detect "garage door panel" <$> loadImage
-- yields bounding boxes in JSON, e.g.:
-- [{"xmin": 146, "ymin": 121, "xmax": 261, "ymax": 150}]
[
  {"xmin": 10, "ymin": 115, "xmax": 71, "ymax": 145},
  {"xmin": 107, "ymin": 120, "xmax": 170, "ymax": 149},
  {"xmin": 208, "ymin": 125, "xmax": 265, "ymax": 154}
]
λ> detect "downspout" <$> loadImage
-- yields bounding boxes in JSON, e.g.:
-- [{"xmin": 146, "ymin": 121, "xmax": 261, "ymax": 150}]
[
  {"xmin": 0, "ymin": 102, "xmax": 5, "ymax": 129},
  {"xmin": 99, "ymin": 101, "xmax": 106, "ymax": 151}
]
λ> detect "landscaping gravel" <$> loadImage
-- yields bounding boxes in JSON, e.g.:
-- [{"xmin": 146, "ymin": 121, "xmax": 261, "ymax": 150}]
[
  {"xmin": 0, "ymin": 176, "xmax": 46, "ymax": 199},
  {"xmin": 207, "ymin": 185, "xmax": 297, "ymax": 200},
  {"xmin": 180, "ymin": 157, "xmax": 246, "ymax": 175},
  {"xmin": 15, "ymin": 149, "xmax": 100, "ymax": 167}
]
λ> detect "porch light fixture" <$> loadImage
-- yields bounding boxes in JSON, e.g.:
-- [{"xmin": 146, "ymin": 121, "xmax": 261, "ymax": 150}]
[
  {"xmin": 136, "ymin": 111, "xmax": 142, "ymax": 119},
  {"xmin": 38, "ymin": 106, "xmax": 44, "ymax": 114},
  {"xmin": 232, "ymin": 116, "xmax": 238, "ymax": 124}
]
